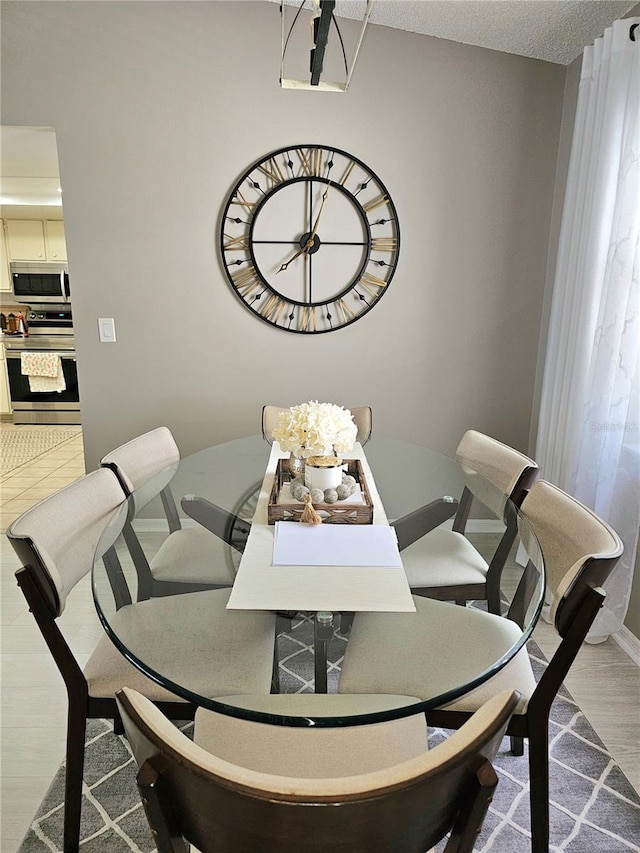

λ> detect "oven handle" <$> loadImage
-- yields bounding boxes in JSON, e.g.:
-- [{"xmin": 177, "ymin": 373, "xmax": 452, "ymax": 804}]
[{"xmin": 6, "ymin": 351, "xmax": 76, "ymax": 361}]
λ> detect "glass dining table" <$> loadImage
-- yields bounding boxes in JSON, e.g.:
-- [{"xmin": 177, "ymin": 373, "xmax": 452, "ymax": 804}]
[{"xmin": 92, "ymin": 435, "xmax": 545, "ymax": 727}]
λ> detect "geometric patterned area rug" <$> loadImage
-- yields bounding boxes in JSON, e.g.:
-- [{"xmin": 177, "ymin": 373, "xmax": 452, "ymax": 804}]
[
  {"xmin": 0, "ymin": 427, "xmax": 81, "ymax": 476},
  {"xmin": 18, "ymin": 620, "xmax": 640, "ymax": 853}
]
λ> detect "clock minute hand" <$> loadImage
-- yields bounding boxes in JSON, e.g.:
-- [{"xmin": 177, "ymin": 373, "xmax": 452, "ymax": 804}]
[
  {"xmin": 309, "ymin": 187, "xmax": 329, "ymax": 240},
  {"xmin": 277, "ymin": 187, "xmax": 329, "ymax": 273}
]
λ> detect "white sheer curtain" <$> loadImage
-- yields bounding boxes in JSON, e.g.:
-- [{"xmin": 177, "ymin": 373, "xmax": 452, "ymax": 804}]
[{"xmin": 536, "ymin": 18, "xmax": 640, "ymax": 642}]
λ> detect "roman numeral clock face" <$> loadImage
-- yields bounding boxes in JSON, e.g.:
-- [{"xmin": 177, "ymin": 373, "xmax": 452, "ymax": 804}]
[{"xmin": 220, "ymin": 145, "xmax": 400, "ymax": 334}]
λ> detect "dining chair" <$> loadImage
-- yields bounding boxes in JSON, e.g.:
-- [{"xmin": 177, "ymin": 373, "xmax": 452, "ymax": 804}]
[
  {"xmin": 262, "ymin": 404, "xmax": 373, "ymax": 446},
  {"xmin": 339, "ymin": 479, "xmax": 623, "ymax": 853},
  {"xmin": 393, "ymin": 429, "xmax": 538, "ymax": 612},
  {"xmin": 5, "ymin": 470, "xmax": 188, "ymax": 852},
  {"xmin": 116, "ymin": 686, "xmax": 518, "ymax": 853},
  {"xmin": 101, "ymin": 426, "xmax": 237, "ymax": 600},
  {"xmin": 6, "ymin": 467, "xmax": 277, "ymax": 853}
]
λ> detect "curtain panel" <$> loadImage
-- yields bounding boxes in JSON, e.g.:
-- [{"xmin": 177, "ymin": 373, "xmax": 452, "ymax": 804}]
[{"xmin": 536, "ymin": 18, "xmax": 639, "ymax": 642}]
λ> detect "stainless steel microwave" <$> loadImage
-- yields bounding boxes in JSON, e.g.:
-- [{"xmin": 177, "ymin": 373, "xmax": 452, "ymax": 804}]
[{"xmin": 10, "ymin": 262, "xmax": 70, "ymax": 304}]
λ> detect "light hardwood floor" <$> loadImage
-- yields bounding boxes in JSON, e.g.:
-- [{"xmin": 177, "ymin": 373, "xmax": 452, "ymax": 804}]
[{"xmin": 1, "ymin": 426, "xmax": 639, "ymax": 851}]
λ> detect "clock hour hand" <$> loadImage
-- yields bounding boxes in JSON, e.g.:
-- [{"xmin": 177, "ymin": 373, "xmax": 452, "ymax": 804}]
[{"xmin": 277, "ymin": 245, "xmax": 309, "ymax": 273}]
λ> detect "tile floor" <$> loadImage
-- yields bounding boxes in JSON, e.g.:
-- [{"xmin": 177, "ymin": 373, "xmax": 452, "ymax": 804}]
[
  {"xmin": 1, "ymin": 425, "xmax": 639, "ymax": 851},
  {"xmin": 1, "ymin": 424, "xmax": 85, "ymax": 533}
]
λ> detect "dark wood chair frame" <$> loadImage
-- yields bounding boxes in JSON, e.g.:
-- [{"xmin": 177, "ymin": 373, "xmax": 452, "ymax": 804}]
[
  {"xmin": 393, "ymin": 465, "xmax": 538, "ymax": 612},
  {"xmin": 116, "ymin": 687, "xmax": 519, "ymax": 853},
  {"xmin": 9, "ymin": 534, "xmax": 195, "ymax": 853},
  {"xmin": 425, "ymin": 553, "xmax": 621, "ymax": 853}
]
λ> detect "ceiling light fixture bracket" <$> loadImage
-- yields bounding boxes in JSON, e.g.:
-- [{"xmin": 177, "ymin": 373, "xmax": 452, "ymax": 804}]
[{"xmin": 280, "ymin": 0, "xmax": 373, "ymax": 93}]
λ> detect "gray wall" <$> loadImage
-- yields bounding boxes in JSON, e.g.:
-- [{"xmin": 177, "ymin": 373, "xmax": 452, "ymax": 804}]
[
  {"xmin": 627, "ymin": 548, "xmax": 640, "ymax": 639},
  {"xmin": 1, "ymin": 1, "xmax": 565, "ymax": 469},
  {"xmin": 529, "ymin": 54, "xmax": 582, "ymax": 455}
]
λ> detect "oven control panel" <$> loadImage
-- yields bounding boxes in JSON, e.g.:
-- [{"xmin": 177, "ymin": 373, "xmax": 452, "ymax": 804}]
[{"xmin": 26, "ymin": 308, "xmax": 73, "ymax": 336}]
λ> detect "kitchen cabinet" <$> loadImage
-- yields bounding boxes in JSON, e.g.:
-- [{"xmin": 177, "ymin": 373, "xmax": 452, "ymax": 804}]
[
  {"xmin": 0, "ymin": 344, "xmax": 11, "ymax": 416},
  {"xmin": 44, "ymin": 220, "xmax": 67, "ymax": 261},
  {"xmin": 5, "ymin": 220, "xmax": 46, "ymax": 260},
  {"xmin": 0, "ymin": 225, "xmax": 10, "ymax": 292},
  {"xmin": 4, "ymin": 219, "xmax": 67, "ymax": 262}
]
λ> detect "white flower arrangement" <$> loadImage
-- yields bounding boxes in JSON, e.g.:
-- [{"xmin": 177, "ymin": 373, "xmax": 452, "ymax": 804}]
[{"xmin": 272, "ymin": 401, "xmax": 358, "ymax": 459}]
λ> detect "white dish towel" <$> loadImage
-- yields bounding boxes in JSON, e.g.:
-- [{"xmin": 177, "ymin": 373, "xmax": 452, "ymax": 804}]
[{"xmin": 20, "ymin": 352, "xmax": 67, "ymax": 393}]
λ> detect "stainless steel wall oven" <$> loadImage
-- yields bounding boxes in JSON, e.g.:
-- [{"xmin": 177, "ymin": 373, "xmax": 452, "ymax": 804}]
[{"xmin": 4, "ymin": 305, "xmax": 80, "ymax": 424}]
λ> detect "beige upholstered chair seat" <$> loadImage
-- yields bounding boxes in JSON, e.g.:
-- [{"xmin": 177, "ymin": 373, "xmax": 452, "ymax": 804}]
[
  {"xmin": 85, "ymin": 589, "xmax": 275, "ymax": 698},
  {"xmin": 402, "ymin": 528, "xmax": 489, "ymax": 587},
  {"xmin": 339, "ymin": 595, "xmax": 535, "ymax": 714},
  {"xmin": 439, "ymin": 644, "xmax": 534, "ymax": 714},
  {"xmin": 194, "ymin": 694, "xmax": 427, "ymax": 778},
  {"xmin": 84, "ymin": 634, "xmax": 191, "ymax": 703},
  {"xmin": 149, "ymin": 526, "xmax": 236, "ymax": 585}
]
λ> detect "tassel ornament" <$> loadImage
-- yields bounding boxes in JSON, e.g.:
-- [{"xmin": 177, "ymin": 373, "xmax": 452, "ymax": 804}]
[{"xmin": 300, "ymin": 493, "xmax": 323, "ymax": 525}]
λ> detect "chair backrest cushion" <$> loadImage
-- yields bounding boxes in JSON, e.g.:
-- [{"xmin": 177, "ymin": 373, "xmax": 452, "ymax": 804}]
[
  {"xmin": 456, "ymin": 430, "xmax": 537, "ymax": 517},
  {"xmin": 520, "ymin": 480, "xmax": 623, "ymax": 631},
  {"xmin": 7, "ymin": 468, "xmax": 125, "ymax": 616},
  {"xmin": 117, "ymin": 686, "xmax": 517, "ymax": 853},
  {"xmin": 100, "ymin": 426, "xmax": 180, "ymax": 494},
  {"xmin": 350, "ymin": 406, "xmax": 372, "ymax": 445}
]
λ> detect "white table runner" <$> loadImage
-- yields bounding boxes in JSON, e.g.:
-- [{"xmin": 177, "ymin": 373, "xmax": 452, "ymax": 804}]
[{"xmin": 226, "ymin": 442, "xmax": 415, "ymax": 613}]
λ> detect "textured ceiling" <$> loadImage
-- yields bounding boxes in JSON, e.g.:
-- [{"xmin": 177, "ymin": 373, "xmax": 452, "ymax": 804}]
[{"xmin": 274, "ymin": 0, "xmax": 637, "ymax": 65}]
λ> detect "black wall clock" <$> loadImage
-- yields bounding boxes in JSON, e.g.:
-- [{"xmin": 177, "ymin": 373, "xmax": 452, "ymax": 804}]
[{"xmin": 219, "ymin": 144, "xmax": 400, "ymax": 334}]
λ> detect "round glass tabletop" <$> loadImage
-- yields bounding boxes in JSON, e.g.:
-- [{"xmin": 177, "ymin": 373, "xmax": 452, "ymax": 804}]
[{"xmin": 92, "ymin": 435, "xmax": 544, "ymax": 727}]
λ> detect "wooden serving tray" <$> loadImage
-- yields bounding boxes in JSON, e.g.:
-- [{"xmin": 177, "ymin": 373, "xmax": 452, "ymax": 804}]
[{"xmin": 267, "ymin": 458, "xmax": 374, "ymax": 525}]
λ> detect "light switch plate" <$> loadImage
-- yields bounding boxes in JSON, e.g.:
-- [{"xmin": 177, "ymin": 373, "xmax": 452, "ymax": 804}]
[{"xmin": 98, "ymin": 317, "xmax": 116, "ymax": 343}]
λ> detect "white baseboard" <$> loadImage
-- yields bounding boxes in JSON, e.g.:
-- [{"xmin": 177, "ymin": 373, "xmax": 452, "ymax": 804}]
[
  {"xmin": 132, "ymin": 518, "xmax": 198, "ymax": 532},
  {"xmin": 465, "ymin": 520, "xmax": 505, "ymax": 533},
  {"xmin": 133, "ymin": 518, "xmax": 504, "ymax": 534},
  {"xmin": 612, "ymin": 625, "xmax": 640, "ymax": 666},
  {"xmin": 424, "ymin": 519, "xmax": 504, "ymax": 534}
]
